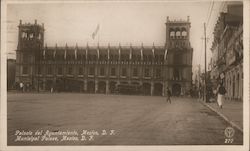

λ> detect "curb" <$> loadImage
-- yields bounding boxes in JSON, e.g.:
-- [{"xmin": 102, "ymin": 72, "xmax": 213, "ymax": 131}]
[{"xmin": 199, "ymin": 99, "xmax": 243, "ymax": 133}]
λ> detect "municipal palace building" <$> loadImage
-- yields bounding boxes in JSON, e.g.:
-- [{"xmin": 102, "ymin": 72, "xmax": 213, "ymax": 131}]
[{"xmin": 15, "ymin": 16, "xmax": 193, "ymax": 96}]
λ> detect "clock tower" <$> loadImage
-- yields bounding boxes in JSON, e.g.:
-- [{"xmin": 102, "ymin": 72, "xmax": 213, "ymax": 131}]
[{"xmin": 165, "ymin": 16, "xmax": 193, "ymax": 96}]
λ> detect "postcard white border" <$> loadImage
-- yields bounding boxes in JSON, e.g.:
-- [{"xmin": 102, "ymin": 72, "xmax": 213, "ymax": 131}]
[{"xmin": 1, "ymin": 0, "xmax": 249, "ymax": 151}]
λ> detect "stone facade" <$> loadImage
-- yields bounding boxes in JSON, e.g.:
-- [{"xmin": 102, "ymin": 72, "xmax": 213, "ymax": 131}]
[
  {"xmin": 210, "ymin": 3, "xmax": 243, "ymax": 101},
  {"xmin": 15, "ymin": 17, "xmax": 193, "ymax": 96}
]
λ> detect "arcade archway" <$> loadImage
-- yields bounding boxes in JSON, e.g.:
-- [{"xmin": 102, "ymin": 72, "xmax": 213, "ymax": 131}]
[{"xmin": 172, "ymin": 83, "xmax": 181, "ymax": 96}]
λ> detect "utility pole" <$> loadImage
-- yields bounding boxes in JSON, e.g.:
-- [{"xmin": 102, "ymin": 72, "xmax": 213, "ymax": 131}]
[{"xmin": 204, "ymin": 23, "xmax": 207, "ymax": 102}]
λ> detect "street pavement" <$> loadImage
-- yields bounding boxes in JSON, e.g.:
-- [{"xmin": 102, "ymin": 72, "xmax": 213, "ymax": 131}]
[
  {"xmin": 7, "ymin": 93, "xmax": 243, "ymax": 145},
  {"xmin": 200, "ymin": 98, "xmax": 243, "ymax": 132}
]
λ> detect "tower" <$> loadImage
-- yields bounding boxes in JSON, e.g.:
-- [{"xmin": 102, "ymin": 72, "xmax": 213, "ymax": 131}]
[
  {"xmin": 15, "ymin": 20, "xmax": 44, "ymax": 84},
  {"xmin": 165, "ymin": 16, "xmax": 193, "ymax": 96}
]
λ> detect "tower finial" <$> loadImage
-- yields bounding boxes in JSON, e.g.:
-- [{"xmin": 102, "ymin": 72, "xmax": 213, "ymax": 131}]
[
  {"xmin": 19, "ymin": 20, "xmax": 22, "ymax": 25},
  {"xmin": 35, "ymin": 20, "xmax": 37, "ymax": 24},
  {"xmin": 187, "ymin": 16, "xmax": 190, "ymax": 22},
  {"xmin": 167, "ymin": 16, "xmax": 169, "ymax": 22}
]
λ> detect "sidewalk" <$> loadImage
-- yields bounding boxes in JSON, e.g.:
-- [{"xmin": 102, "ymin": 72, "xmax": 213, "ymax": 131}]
[{"xmin": 199, "ymin": 98, "xmax": 243, "ymax": 133}]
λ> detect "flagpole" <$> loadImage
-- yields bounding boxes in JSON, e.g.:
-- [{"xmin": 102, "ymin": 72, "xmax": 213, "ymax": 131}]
[{"xmin": 98, "ymin": 24, "xmax": 100, "ymax": 44}]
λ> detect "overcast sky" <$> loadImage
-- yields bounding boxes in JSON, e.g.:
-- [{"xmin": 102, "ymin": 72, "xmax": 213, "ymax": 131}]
[{"xmin": 6, "ymin": 1, "xmax": 225, "ymax": 71}]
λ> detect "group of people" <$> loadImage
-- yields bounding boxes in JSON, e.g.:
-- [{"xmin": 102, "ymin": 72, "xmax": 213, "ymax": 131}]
[
  {"xmin": 164, "ymin": 82, "xmax": 227, "ymax": 109},
  {"xmin": 17, "ymin": 82, "xmax": 33, "ymax": 92}
]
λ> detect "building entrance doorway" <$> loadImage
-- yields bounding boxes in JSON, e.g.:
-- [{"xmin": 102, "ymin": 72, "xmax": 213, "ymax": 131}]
[{"xmin": 172, "ymin": 83, "xmax": 181, "ymax": 96}]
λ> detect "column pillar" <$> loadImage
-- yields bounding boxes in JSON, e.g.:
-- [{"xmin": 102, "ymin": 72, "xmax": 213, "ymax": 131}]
[
  {"xmin": 95, "ymin": 80, "xmax": 98, "ymax": 93},
  {"xmin": 106, "ymin": 80, "xmax": 109, "ymax": 94},
  {"xmin": 162, "ymin": 82, "xmax": 165, "ymax": 96},
  {"xmin": 43, "ymin": 78, "xmax": 46, "ymax": 91},
  {"xmin": 151, "ymin": 82, "xmax": 154, "ymax": 96},
  {"xmin": 84, "ymin": 80, "xmax": 87, "ymax": 92}
]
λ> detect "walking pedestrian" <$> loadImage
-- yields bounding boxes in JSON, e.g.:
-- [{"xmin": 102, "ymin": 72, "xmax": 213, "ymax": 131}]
[
  {"xmin": 19, "ymin": 82, "xmax": 24, "ymax": 92},
  {"xmin": 166, "ymin": 87, "xmax": 172, "ymax": 104},
  {"xmin": 216, "ymin": 82, "xmax": 226, "ymax": 109}
]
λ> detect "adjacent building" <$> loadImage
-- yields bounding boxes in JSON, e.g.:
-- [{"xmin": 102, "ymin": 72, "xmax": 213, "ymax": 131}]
[
  {"xmin": 210, "ymin": 3, "xmax": 243, "ymax": 101},
  {"xmin": 15, "ymin": 17, "xmax": 193, "ymax": 96}
]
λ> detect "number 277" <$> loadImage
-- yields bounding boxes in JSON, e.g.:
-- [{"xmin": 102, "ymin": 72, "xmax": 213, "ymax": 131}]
[{"xmin": 225, "ymin": 138, "xmax": 234, "ymax": 143}]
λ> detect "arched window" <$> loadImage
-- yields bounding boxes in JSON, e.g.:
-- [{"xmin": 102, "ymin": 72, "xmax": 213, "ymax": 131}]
[
  {"xmin": 170, "ymin": 31, "xmax": 175, "ymax": 39},
  {"xmin": 173, "ymin": 68, "xmax": 179, "ymax": 80},
  {"xmin": 176, "ymin": 31, "xmax": 181, "ymax": 39},
  {"xmin": 182, "ymin": 31, "xmax": 187, "ymax": 38}
]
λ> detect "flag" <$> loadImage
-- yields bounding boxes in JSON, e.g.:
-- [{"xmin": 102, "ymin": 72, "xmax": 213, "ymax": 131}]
[
  {"xmin": 118, "ymin": 43, "xmax": 121, "ymax": 60},
  {"xmin": 141, "ymin": 43, "xmax": 143, "ymax": 60},
  {"xmin": 64, "ymin": 49, "xmax": 67, "ymax": 60},
  {"xmin": 54, "ymin": 44, "xmax": 57, "ymax": 59},
  {"xmin": 92, "ymin": 24, "xmax": 100, "ymax": 39},
  {"xmin": 74, "ymin": 49, "xmax": 77, "ymax": 60},
  {"xmin": 164, "ymin": 48, "xmax": 168, "ymax": 60},
  {"xmin": 129, "ymin": 47, "xmax": 132, "ymax": 60},
  {"xmin": 97, "ymin": 48, "xmax": 100, "ymax": 59},
  {"xmin": 43, "ymin": 49, "xmax": 46, "ymax": 59},
  {"xmin": 140, "ymin": 48, "xmax": 143, "ymax": 60},
  {"xmin": 53, "ymin": 50, "xmax": 56, "ymax": 59},
  {"xmin": 152, "ymin": 48, "xmax": 155, "ymax": 58},
  {"xmin": 118, "ymin": 48, "xmax": 121, "ymax": 60},
  {"xmin": 108, "ymin": 44, "xmax": 110, "ymax": 60},
  {"xmin": 86, "ymin": 43, "xmax": 88, "ymax": 60}
]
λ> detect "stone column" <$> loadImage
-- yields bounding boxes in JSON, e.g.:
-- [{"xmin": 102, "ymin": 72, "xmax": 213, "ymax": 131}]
[
  {"xmin": 151, "ymin": 82, "xmax": 154, "ymax": 96},
  {"xmin": 162, "ymin": 82, "xmax": 165, "ymax": 96},
  {"xmin": 43, "ymin": 78, "xmax": 46, "ymax": 91},
  {"xmin": 84, "ymin": 79, "xmax": 87, "ymax": 92},
  {"xmin": 95, "ymin": 80, "xmax": 98, "ymax": 93},
  {"xmin": 106, "ymin": 80, "xmax": 109, "ymax": 94}
]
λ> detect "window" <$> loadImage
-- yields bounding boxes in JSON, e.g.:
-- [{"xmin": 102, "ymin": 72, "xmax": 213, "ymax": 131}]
[
  {"xmin": 100, "ymin": 67, "xmax": 105, "ymax": 76},
  {"xmin": 37, "ymin": 67, "xmax": 41, "ymax": 74},
  {"xmin": 182, "ymin": 31, "xmax": 187, "ymax": 37},
  {"xmin": 47, "ymin": 66, "xmax": 52, "ymax": 75},
  {"xmin": 176, "ymin": 31, "xmax": 181, "ymax": 38},
  {"xmin": 89, "ymin": 67, "xmax": 95, "ymax": 75},
  {"xmin": 156, "ymin": 68, "xmax": 161, "ymax": 78},
  {"xmin": 79, "ymin": 67, "xmax": 83, "ymax": 75},
  {"xmin": 144, "ymin": 68, "xmax": 150, "ymax": 77},
  {"xmin": 111, "ymin": 68, "xmax": 116, "ymax": 76},
  {"xmin": 23, "ymin": 54, "xmax": 29, "ymax": 63},
  {"xmin": 170, "ymin": 31, "xmax": 175, "ymax": 38},
  {"xmin": 121, "ymin": 68, "xmax": 127, "ymax": 76},
  {"xmin": 121, "ymin": 55, "xmax": 125, "ymax": 61},
  {"xmin": 173, "ymin": 68, "xmax": 179, "ymax": 80},
  {"xmin": 58, "ymin": 67, "xmax": 63, "ymax": 75},
  {"xmin": 22, "ymin": 66, "xmax": 28, "ymax": 74},
  {"xmin": 68, "ymin": 67, "xmax": 73, "ymax": 75},
  {"xmin": 133, "ymin": 68, "xmax": 138, "ymax": 77},
  {"xmin": 110, "ymin": 55, "xmax": 114, "ymax": 60},
  {"xmin": 29, "ymin": 33, "xmax": 34, "ymax": 39}
]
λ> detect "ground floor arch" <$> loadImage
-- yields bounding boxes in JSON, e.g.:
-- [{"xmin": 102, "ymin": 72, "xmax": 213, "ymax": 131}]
[
  {"xmin": 154, "ymin": 83, "xmax": 163, "ymax": 96},
  {"xmin": 87, "ymin": 81, "xmax": 95, "ymax": 93},
  {"xmin": 98, "ymin": 81, "xmax": 106, "ymax": 93},
  {"xmin": 109, "ymin": 81, "xmax": 117, "ymax": 93},
  {"xmin": 172, "ymin": 83, "xmax": 181, "ymax": 96},
  {"xmin": 142, "ymin": 83, "xmax": 151, "ymax": 95}
]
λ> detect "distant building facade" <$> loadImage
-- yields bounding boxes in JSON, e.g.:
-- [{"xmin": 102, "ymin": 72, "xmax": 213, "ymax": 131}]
[
  {"xmin": 210, "ymin": 3, "xmax": 243, "ymax": 101},
  {"xmin": 7, "ymin": 59, "xmax": 16, "ymax": 90},
  {"xmin": 15, "ymin": 17, "xmax": 193, "ymax": 96}
]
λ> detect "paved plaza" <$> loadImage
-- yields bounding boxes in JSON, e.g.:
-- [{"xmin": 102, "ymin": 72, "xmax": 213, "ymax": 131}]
[{"xmin": 7, "ymin": 93, "xmax": 243, "ymax": 145}]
